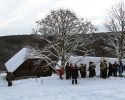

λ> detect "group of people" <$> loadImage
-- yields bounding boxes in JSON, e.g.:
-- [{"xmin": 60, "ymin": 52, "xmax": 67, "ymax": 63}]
[
  {"xmin": 58, "ymin": 60, "xmax": 125, "ymax": 85},
  {"xmin": 100, "ymin": 60, "xmax": 124, "ymax": 78},
  {"xmin": 64, "ymin": 62, "xmax": 96, "ymax": 84}
]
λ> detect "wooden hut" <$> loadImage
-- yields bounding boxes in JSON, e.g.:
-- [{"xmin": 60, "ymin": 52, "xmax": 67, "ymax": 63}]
[{"xmin": 5, "ymin": 48, "xmax": 55, "ymax": 80}]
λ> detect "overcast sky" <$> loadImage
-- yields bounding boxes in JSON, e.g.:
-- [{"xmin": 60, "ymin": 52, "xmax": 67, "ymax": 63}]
[{"xmin": 0, "ymin": 0, "xmax": 122, "ymax": 36}]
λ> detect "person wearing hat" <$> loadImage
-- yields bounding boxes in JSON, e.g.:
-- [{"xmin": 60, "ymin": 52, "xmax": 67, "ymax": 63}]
[
  {"xmin": 117, "ymin": 61, "xmax": 123, "ymax": 77},
  {"xmin": 71, "ymin": 64, "xmax": 78, "ymax": 84},
  {"xmin": 79, "ymin": 63, "xmax": 86, "ymax": 78},
  {"xmin": 108, "ymin": 62, "xmax": 113, "ymax": 77},
  {"xmin": 112, "ymin": 61, "xmax": 118, "ymax": 77},
  {"xmin": 100, "ymin": 60, "xmax": 108, "ymax": 78},
  {"xmin": 68, "ymin": 63, "xmax": 73, "ymax": 79},
  {"xmin": 88, "ymin": 62, "xmax": 96, "ymax": 77},
  {"xmin": 65, "ymin": 62, "xmax": 70, "ymax": 79}
]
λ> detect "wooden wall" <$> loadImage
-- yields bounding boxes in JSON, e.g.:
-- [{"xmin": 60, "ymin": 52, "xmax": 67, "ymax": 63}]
[{"xmin": 12, "ymin": 58, "xmax": 53, "ymax": 80}]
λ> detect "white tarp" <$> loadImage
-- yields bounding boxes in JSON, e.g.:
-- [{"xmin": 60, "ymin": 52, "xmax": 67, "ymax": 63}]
[
  {"xmin": 68, "ymin": 56, "xmax": 123, "ymax": 66},
  {"xmin": 56, "ymin": 56, "xmax": 125, "ymax": 68}
]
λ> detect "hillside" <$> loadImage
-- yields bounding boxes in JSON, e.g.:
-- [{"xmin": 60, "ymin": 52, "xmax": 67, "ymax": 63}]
[
  {"xmin": 0, "ymin": 33, "xmax": 114, "ymax": 71},
  {"xmin": 0, "ymin": 35, "xmax": 43, "ymax": 70}
]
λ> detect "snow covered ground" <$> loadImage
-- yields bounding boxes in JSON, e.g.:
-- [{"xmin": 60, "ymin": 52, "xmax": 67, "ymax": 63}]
[
  {"xmin": 2, "ymin": 56, "xmax": 125, "ymax": 100},
  {"xmin": 1, "ymin": 73, "xmax": 125, "ymax": 100}
]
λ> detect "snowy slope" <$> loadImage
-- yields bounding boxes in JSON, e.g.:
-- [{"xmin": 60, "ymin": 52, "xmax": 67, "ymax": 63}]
[{"xmin": 1, "ymin": 73, "xmax": 125, "ymax": 100}]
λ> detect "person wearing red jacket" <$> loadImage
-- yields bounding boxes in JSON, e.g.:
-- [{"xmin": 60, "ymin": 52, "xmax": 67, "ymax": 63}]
[{"xmin": 58, "ymin": 67, "xmax": 64, "ymax": 79}]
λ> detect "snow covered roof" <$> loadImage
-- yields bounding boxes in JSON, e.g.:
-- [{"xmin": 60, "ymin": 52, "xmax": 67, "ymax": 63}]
[{"xmin": 5, "ymin": 47, "xmax": 44, "ymax": 73}]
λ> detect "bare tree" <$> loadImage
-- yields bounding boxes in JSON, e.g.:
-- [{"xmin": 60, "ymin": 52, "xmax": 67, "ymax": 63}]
[
  {"xmin": 32, "ymin": 9, "xmax": 96, "ymax": 67},
  {"xmin": 104, "ymin": 2, "xmax": 125, "ymax": 64}
]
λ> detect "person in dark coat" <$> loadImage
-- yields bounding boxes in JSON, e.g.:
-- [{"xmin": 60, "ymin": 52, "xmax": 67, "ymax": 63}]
[
  {"xmin": 123, "ymin": 65, "xmax": 125, "ymax": 71},
  {"xmin": 79, "ymin": 63, "xmax": 86, "ymax": 78},
  {"xmin": 75, "ymin": 64, "xmax": 79, "ymax": 77},
  {"xmin": 6, "ymin": 72, "xmax": 13, "ymax": 87},
  {"xmin": 112, "ymin": 61, "xmax": 118, "ymax": 77},
  {"xmin": 71, "ymin": 64, "xmax": 78, "ymax": 85},
  {"xmin": 68, "ymin": 63, "xmax": 73, "ymax": 79},
  {"xmin": 117, "ymin": 61, "xmax": 123, "ymax": 77},
  {"xmin": 88, "ymin": 62, "xmax": 96, "ymax": 77},
  {"xmin": 108, "ymin": 62, "xmax": 113, "ymax": 77},
  {"xmin": 100, "ymin": 62, "xmax": 103, "ymax": 78},
  {"xmin": 65, "ymin": 63, "xmax": 70, "ymax": 79}
]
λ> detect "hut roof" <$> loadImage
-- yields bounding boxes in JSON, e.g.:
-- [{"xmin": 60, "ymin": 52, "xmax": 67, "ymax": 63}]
[{"xmin": 5, "ymin": 48, "xmax": 43, "ymax": 73}]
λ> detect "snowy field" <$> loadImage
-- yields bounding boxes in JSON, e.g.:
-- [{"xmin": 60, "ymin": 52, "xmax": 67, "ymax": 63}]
[
  {"xmin": 2, "ymin": 55, "xmax": 125, "ymax": 100},
  {"xmin": 1, "ymin": 73, "xmax": 125, "ymax": 100}
]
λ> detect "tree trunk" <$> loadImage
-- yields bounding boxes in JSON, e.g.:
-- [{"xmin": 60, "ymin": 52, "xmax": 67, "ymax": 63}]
[
  {"xmin": 118, "ymin": 55, "xmax": 122, "ymax": 65},
  {"xmin": 61, "ymin": 55, "xmax": 65, "ymax": 67}
]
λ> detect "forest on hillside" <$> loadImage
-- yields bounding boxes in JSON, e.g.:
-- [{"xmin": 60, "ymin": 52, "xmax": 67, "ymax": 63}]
[{"xmin": 0, "ymin": 33, "xmax": 115, "ymax": 71}]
